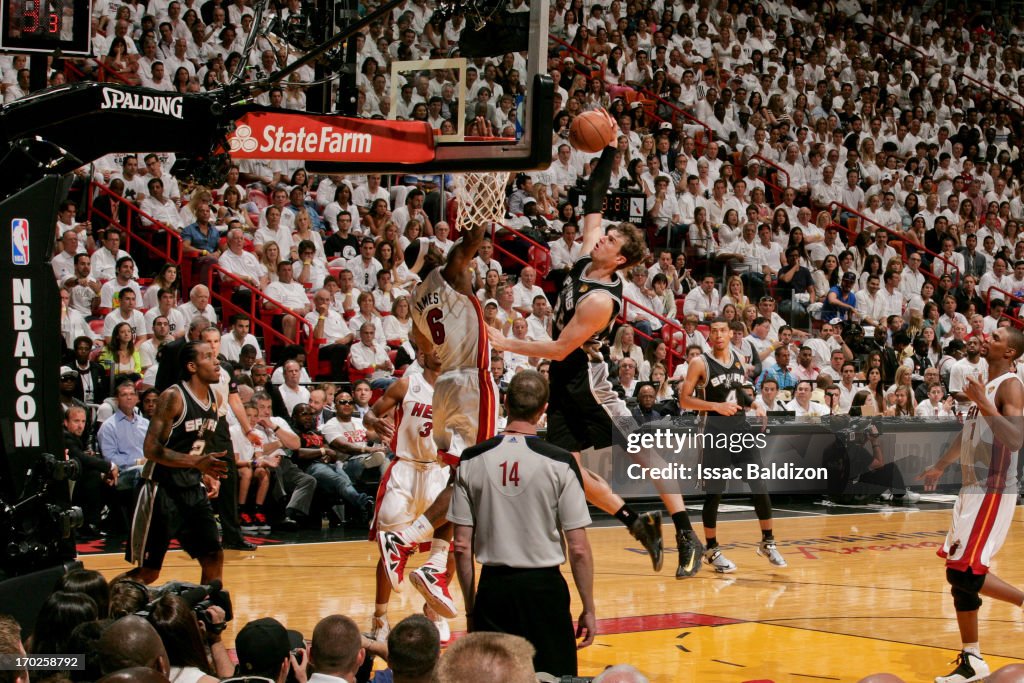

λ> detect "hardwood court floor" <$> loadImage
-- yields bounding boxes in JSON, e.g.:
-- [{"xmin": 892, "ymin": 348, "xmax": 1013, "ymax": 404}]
[{"xmin": 82, "ymin": 507, "xmax": 1024, "ymax": 682}]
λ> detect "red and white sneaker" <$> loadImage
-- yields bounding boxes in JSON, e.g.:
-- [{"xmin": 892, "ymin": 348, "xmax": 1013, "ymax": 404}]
[
  {"xmin": 239, "ymin": 513, "xmax": 258, "ymax": 534},
  {"xmin": 424, "ymin": 605, "xmax": 451, "ymax": 645},
  {"xmin": 378, "ymin": 530, "xmax": 416, "ymax": 590},
  {"xmin": 410, "ymin": 565, "xmax": 457, "ymax": 619},
  {"xmin": 253, "ymin": 512, "xmax": 271, "ymax": 535}
]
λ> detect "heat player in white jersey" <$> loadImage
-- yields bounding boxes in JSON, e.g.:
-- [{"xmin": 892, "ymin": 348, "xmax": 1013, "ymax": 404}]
[
  {"xmin": 406, "ymin": 238, "xmax": 498, "ymax": 462},
  {"xmin": 375, "ymin": 226, "xmax": 498, "ymax": 603},
  {"xmin": 919, "ymin": 326, "xmax": 1024, "ymax": 683},
  {"xmin": 364, "ymin": 341, "xmax": 457, "ymax": 641}
]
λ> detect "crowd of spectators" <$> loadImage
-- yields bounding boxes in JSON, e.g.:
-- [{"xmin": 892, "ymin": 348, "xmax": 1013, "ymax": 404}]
[
  {"xmin": 2, "ymin": 568, "xmax": 661, "ymax": 682},
  {"xmin": 4, "ymin": 563, "xmax": 692, "ymax": 683},
  {"xmin": 38, "ymin": 0, "xmax": 1024, "ymax": 538},
  {"xmin": 5, "ymin": 569, "xmax": 1024, "ymax": 681},
  {"xmin": 14, "ymin": 0, "xmax": 1024, "ymax": 680}
]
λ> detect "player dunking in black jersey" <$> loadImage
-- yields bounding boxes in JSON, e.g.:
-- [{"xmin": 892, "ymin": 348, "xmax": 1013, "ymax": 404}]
[
  {"xmin": 492, "ymin": 123, "xmax": 702, "ymax": 577},
  {"xmin": 125, "ymin": 341, "xmax": 229, "ymax": 584},
  {"xmin": 678, "ymin": 318, "xmax": 786, "ymax": 573}
]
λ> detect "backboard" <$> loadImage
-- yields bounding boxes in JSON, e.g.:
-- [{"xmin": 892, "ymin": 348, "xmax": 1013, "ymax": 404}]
[{"xmin": 307, "ymin": 0, "xmax": 552, "ymax": 174}]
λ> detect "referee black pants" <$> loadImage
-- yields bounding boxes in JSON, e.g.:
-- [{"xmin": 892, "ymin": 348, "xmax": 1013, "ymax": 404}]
[{"xmin": 472, "ymin": 565, "xmax": 577, "ymax": 677}]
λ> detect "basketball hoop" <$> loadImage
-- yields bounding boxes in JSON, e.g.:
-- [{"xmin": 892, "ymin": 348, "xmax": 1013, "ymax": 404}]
[{"xmin": 450, "ymin": 171, "xmax": 510, "ymax": 235}]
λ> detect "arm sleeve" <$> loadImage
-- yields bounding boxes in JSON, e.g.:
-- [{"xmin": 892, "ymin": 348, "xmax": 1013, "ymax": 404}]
[{"xmin": 583, "ymin": 146, "xmax": 618, "ymax": 215}]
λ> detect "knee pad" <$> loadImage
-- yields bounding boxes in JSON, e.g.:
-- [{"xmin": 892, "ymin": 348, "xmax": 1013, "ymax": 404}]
[{"xmin": 947, "ymin": 567, "xmax": 985, "ymax": 612}]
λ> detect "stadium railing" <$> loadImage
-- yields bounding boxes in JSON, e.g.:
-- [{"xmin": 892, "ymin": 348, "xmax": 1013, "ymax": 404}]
[
  {"xmin": 637, "ymin": 87, "xmax": 713, "ymax": 154},
  {"xmin": 984, "ymin": 286, "xmax": 1024, "ymax": 329},
  {"xmin": 490, "ymin": 222, "xmax": 553, "ymax": 275},
  {"xmin": 827, "ymin": 201, "xmax": 961, "ymax": 285},
  {"xmin": 63, "ymin": 60, "xmax": 135, "ymax": 85},
  {"xmin": 207, "ymin": 264, "xmax": 316, "ymax": 364},
  {"xmin": 751, "ymin": 154, "xmax": 791, "ymax": 204},
  {"xmin": 960, "ymin": 73, "xmax": 1024, "ymax": 112},
  {"xmin": 86, "ymin": 180, "xmax": 189, "ymax": 286},
  {"xmin": 617, "ymin": 296, "xmax": 686, "ymax": 375},
  {"xmin": 548, "ymin": 35, "xmax": 606, "ymax": 80}
]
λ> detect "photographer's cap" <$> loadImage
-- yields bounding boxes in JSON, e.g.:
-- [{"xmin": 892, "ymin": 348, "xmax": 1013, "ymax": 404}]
[
  {"xmin": 236, "ymin": 618, "xmax": 303, "ymax": 675},
  {"xmin": 60, "ymin": 366, "xmax": 77, "ymax": 378}
]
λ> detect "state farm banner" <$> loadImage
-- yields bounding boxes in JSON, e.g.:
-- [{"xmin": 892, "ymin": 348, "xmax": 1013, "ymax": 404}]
[{"xmin": 226, "ymin": 111, "xmax": 435, "ymax": 163}]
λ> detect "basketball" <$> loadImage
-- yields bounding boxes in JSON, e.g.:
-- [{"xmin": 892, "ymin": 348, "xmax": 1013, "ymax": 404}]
[{"xmin": 569, "ymin": 110, "xmax": 616, "ymax": 153}]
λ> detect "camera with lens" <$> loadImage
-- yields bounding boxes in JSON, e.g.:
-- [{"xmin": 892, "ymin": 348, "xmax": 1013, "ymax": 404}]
[
  {"xmin": 139, "ymin": 580, "xmax": 234, "ymax": 635},
  {"xmin": 48, "ymin": 504, "xmax": 84, "ymax": 537},
  {"xmin": 0, "ymin": 453, "xmax": 83, "ymax": 579},
  {"xmin": 38, "ymin": 453, "xmax": 80, "ymax": 482}
]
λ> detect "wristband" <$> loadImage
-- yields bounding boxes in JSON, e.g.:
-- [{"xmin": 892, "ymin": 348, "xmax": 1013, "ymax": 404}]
[{"xmin": 319, "ymin": 447, "xmax": 326, "ymax": 457}]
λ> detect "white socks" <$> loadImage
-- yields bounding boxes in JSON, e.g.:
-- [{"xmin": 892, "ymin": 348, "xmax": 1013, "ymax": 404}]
[
  {"xmin": 425, "ymin": 538, "xmax": 451, "ymax": 569},
  {"xmin": 401, "ymin": 515, "xmax": 434, "ymax": 545}
]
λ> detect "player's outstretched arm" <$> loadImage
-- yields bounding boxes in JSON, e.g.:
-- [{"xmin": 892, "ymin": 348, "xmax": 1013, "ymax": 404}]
[
  {"xmin": 144, "ymin": 388, "xmax": 227, "ymax": 477},
  {"xmin": 490, "ymin": 294, "xmax": 614, "ymax": 360},
  {"xmin": 363, "ymin": 376, "xmax": 408, "ymax": 443},
  {"xmin": 917, "ymin": 430, "xmax": 963, "ymax": 491},
  {"xmin": 443, "ymin": 177, "xmax": 499, "ymax": 294},
  {"xmin": 580, "ymin": 135, "xmax": 618, "ymax": 256},
  {"xmin": 677, "ymin": 357, "xmax": 740, "ymax": 416}
]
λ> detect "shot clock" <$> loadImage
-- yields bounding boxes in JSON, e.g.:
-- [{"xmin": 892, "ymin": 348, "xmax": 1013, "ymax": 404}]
[
  {"xmin": 567, "ymin": 187, "xmax": 647, "ymax": 225},
  {"xmin": 1, "ymin": 0, "xmax": 91, "ymax": 55}
]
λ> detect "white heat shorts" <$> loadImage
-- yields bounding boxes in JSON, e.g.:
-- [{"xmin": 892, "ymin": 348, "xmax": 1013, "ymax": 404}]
[
  {"xmin": 372, "ymin": 458, "xmax": 450, "ymax": 534},
  {"xmin": 431, "ymin": 368, "xmax": 498, "ymax": 463},
  {"xmin": 939, "ymin": 485, "xmax": 1017, "ymax": 573}
]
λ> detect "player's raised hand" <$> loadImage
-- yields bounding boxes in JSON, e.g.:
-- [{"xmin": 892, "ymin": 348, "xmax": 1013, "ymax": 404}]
[
  {"xmin": 599, "ymin": 107, "xmax": 619, "ymax": 136},
  {"xmin": 963, "ymin": 374, "xmax": 986, "ymax": 404}
]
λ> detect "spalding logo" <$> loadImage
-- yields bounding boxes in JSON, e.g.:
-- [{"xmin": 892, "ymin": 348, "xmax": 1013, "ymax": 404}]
[{"xmin": 100, "ymin": 88, "xmax": 184, "ymax": 119}]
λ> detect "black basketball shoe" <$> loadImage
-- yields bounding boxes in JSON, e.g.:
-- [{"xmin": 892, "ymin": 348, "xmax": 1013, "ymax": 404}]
[
  {"xmin": 629, "ymin": 511, "xmax": 664, "ymax": 572},
  {"xmin": 675, "ymin": 530, "xmax": 704, "ymax": 578}
]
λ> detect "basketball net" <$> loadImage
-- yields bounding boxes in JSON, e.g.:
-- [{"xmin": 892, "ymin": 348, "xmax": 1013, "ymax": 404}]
[{"xmin": 451, "ymin": 171, "xmax": 510, "ymax": 236}]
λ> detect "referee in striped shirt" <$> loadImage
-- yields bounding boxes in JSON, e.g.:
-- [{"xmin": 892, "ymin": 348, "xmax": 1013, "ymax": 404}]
[{"xmin": 448, "ymin": 370, "xmax": 596, "ymax": 677}]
